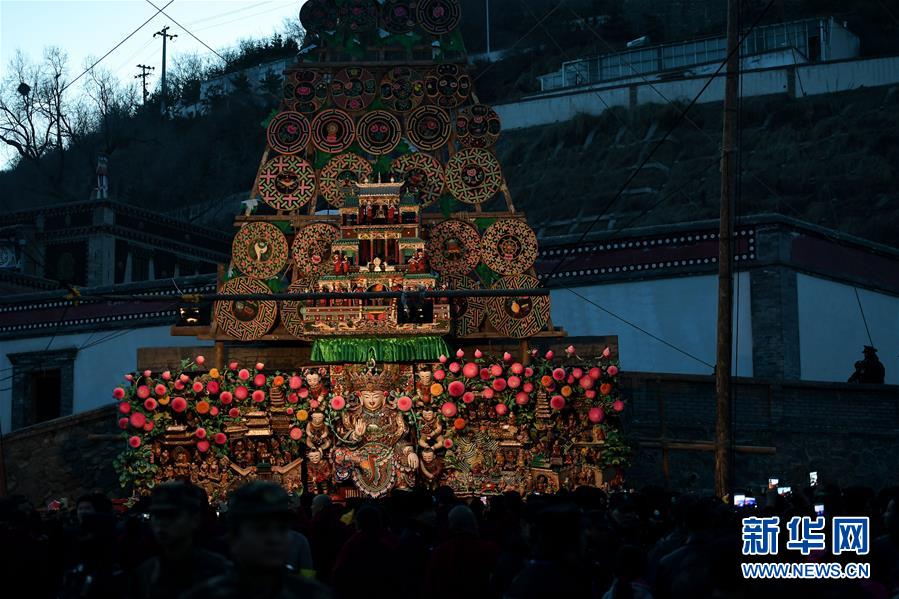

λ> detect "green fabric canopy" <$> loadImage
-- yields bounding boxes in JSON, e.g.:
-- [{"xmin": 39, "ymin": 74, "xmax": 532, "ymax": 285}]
[{"xmin": 311, "ymin": 336, "xmax": 450, "ymax": 363}]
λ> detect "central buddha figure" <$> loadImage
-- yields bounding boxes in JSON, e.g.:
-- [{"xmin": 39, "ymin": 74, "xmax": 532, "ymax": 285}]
[{"xmin": 335, "ymin": 360, "xmax": 419, "ymax": 497}]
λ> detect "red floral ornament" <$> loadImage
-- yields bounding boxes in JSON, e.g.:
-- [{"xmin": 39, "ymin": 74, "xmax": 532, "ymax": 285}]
[
  {"xmin": 143, "ymin": 421, "xmax": 155, "ymax": 432},
  {"xmin": 228, "ymin": 407, "xmax": 240, "ymax": 418},
  {"xmin": 171, "ymin": 397, "xmax": 188, "ymax": 413},
  {"xmin": 397, "ymin": 396, "xmax": 413, "ymax": 411},
  {"xmin": 489, "ymin": 364, "xmax": 503, "ymax": 377},
  {"xmin": 550, "ymin": 395, "xmax": 565, "ymax": 410},
  {"xmin": 507, "ymin": 375, "xmax": 521, "ymax": 389},
  {"xmin": 502, "ymin": 352, "xmax": 512, "ymax": 362},
  {"xmin": 113, "ymin": 387, "xmax": 125, "ymax": 400},
  {"xmin": 613, "ymin": 399, "xmax": 625, "ymax": 412},
  {"xmin": 289, "ymin": 375, "xmax": 302, "ymax": 390},
  {"xmin": 119, "ymin": 402, "xmax": 132, "ymax": 414},
  {"xmin": 462, "ymin": 391, "xmax": 475, "ymax": 404},
  {"xmin": 433, "ymin": 369, "xmax": 446, "ymax": 381},
  {"xmin": 290, "ymin": 427, "xmax": 303, "ymax": 440},
  {"xmin": 552, "ymin": 368, "xmax": 566, "ymax": 381},
  {"xmin": 118, "ymin": 417, "xmax": 129, "ymax": 430},
  {"xmin": 599, "ymin": 383, "xmax": 612, "ymax": 396},
  {"xmin": 197, "ymin": 440, "xmax": 210, "ymax": 452},
  {"xmin": 255, "ymin": 362, "xmax": 265, "ymax": 371},
  {"xmin": 234, "ymin": 386, "xmax": 249, "ymax": 401},
  {"xmin": 220, "ymin": 391, "xmax": 233, "ymax": 404},
  {"xmin": 192, "ymin": 381, "xmax": 204, "ymax": 394},
  {"xmin": 448, "ymin": 381, "xmax": 465, "ymax": 397},
  {"xmin": 482, "ymin": 387, "xmax": 495, "ymax": 400},
  {"xmin": 462, "ymin": 363, "xmax": 479, "ymax": 378},
  {"xmin": 492, "ymin": 378, "xmax": 507, "ymax": 392},
  {"xmin": 162, "ymin": 371, "xmax": 172, "ymax": 381},
  {"xmin": 144, "ymin": 398, "xmax": 158, "ymax": 411},
  {"xmin": 579, "ymin": 376, "xmax": 594, "ymax": 390},
  {"xmin": 444, "ymin": 438, "xmax": 453, "ymax": 449},
  {"xmin": 474, "ymin": 349, "xmax": 483, "ymax": 358},
  {"xmin": 136, "ymin": 385, "xmax": 150, "ymax": 399},
  {"xmin": 453, "ymin": 418, "xmax": 466, "ymax": 430},
  {"xmin": 456, "ymin": 349, "xmax": 465, "ymax": 358},
  {"xmin": 128, "ymin": 436, "xmax": 141, "ymax": 448},
  {"xmin": 441, "ymin": 402, "xmax": 458, "ymax": 417},
  {"xmin": 495, "ymin": 403, "xmax": 508, "ymax": 416},
  {"xmin": 207, "ymin": 381, "xmax": 220, "ymax": 395},
  {"xmin": 330, "ymin": 395, "xmax": 346, "ymax": 410},
  {"xmin": 238, "ymin": 369, "xmax": 250, "ymax": 381},
  {"xmin": 195, "ymin": 427, "xmax": 207, "ymax": 439},
  {"xmin": 515, "ymin": 392, "xmax": 530, "ymax": 405},
  {"xmin": 448, "ymin": 362, "xmax": 461, "ymax": 374},
  {"xmin": 589, "ymin": 407, "xmax": 604, "ymax": 423},
  {"xmin": 607, "ymin": 365, "xmax": 619, "ymax": 376},
  {"xmin": 253, "ymin": 373, "xmax": 266, "ymax": 387},
  {"xmin": 252, "ymin": 390, "xmax": 266, "ymax": 403},
  {"xmin": 479, "ymin": 368, "xmax": 490, "ymax": 380},
  {"xmin": 214, "ymin": 432, "xmax": 227, "ymax": 445}
]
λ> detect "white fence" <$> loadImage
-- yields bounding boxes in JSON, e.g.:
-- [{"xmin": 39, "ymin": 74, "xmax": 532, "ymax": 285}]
[{"xmin": 496, "ymin": 55, "xmax": 899, "ymax": 130}]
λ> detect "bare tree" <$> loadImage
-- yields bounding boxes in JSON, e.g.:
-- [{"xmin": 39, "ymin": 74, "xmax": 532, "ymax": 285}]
[
  {"xmin": 0, "ymin": 47, "xmax": 79, "ymax": 196},
  {"xmin": 281, "ymin": 15, "xmax": 305, "ymax": 46},
  {"xmin": 83, "ymin": 64, "xmax": 139, "ymax": 154}
]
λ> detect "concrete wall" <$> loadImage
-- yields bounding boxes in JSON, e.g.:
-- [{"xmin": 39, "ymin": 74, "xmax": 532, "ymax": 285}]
[
  {"xmin": 550, "ymin": 273, "xmax": 753, "ymax": 376},
  {"xmin": 0, "ymin": 326, "xmax": 212, "ymax": 434},
  {"xmin": 497, "ymin": 55, "xmax": 899, "ymax": 130},
  {"xmin": 797, "ymin": 273, "xmax": 899, "ymax": 384}
]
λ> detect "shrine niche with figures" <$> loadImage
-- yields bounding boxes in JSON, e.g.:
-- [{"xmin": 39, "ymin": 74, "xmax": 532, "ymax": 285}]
[{"xmin": 113, "ymin": 0, "xmax": 631, "ymax": 501}]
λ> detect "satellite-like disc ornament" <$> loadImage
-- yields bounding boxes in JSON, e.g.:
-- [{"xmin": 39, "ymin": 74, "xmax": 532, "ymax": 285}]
[
  {"xmin": 424, "ymin": 64, "xmax": 471, "ymax": 108},
  {"xmin": 319, "ymin": 152, "xmax": 372, "ymax": 207},
  {"xmin": 391, "ymin": 152, "xmax": 444, "ymax": 206},
  {"xmin": 426, "ymin": 219, "xmax": 481, "ymax": 275},
  {"xmin": 300, "ymin": 0, "xmax": 339, "ymax": 32},
  {"xmin": 284, "ymin": 69, "xmax": 330, "ymax": 114},
  {"xmin": 215, "ymin": 276, "xmax": 278, "ymax": 341},
  {"xmin": 356, "ymin": 110, "xmax": 402, "ymax": 155},
  {"xmin": 486, "ymin": 274, "xmax": 549, "ymax": 338},
  {"xmin": 445, "ymin": 148, "xmax": 502, "ymax": 204},
  {"xmin": 442, "ymin": 274, "xmax": 485, "ymax": 337},
  {"xmin": 339, "ymin": 0, "xmax": 379, "ymax": 33},
  {"xmin": 406, "ymin": 105, "xmax": 451, "ymax": 151},
  {"xmin": 330, "ymin": 67, "xmax": 377, "ymax": 112},
  {"xmin": 311, "ymin": 108, "xmax": 356, "ymax": 154},
  {"xmin": 481, "ymin": 218, "xmax": 538, "ymax": 275},
  {"xmin": 280, "ymin": 279, "xmax": 312, "ymax": 338},
  {"xmin": 232, "ymin": 222, "xmax": 290, "ymax": 279},
  {"xmin": 257, "ymin": 155, "xmax": 316, "ymax": 211},
  {"xmin": 266, "ymin": 111, "xmax": 311, "ymax": 155},
  {"xmin": 379, "ymin": 66, "xmax": 425, "ymax": 113},
  {"xmin": 381, "ymin": 0, "xmax": 415, "ymax": 33},
  {"xmin": 415, "ymin": 0, "xmax": 461, "ymax": 35},
  {"xmin": 291, "ymin": 222, "xmax": 340, "ymax": 277},
  {"xmin": 456, "ymin": 104, "xmax": 501, "ymax": 148}
]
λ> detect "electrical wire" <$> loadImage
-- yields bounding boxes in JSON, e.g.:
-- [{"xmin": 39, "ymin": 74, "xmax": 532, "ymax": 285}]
[
  {"xmin": 144, "ymin": 0, "xmax": 228, "ymax": 63},
  {"xmin": 61, "ymin": 0, "xmax": 175, "ymax": 93},
  {"xmin": 540, "ymin": 0, "xmax": 777, "ymax": 283}
]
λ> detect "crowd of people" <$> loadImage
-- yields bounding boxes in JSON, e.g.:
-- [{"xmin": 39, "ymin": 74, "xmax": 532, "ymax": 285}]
[{"xmin": 0, "ymin": 480, "xmax": 897, "ymax": 598}]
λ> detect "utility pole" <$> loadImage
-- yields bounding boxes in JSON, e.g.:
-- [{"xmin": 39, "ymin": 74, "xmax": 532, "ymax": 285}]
[
  {"xmin": 154, "ymin": 26, "xmax": 177, "ymax": 116},
  {"xmin": 485, "ymin": 0, "xmax": 491, "ymax": 56},
  {"xmin": 715, "ymin": 0, "xmax": 741, "ymax": 500},
  {"xmin": 135, "ymin": 64, "xmax": 155, "ymax": 105}
]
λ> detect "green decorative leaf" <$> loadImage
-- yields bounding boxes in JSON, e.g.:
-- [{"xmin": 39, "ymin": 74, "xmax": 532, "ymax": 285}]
[
  {"xmin": 474, "ymin": 217, "xmax": 497, "ymax": 231},
  {"xmin": 475, "ymin": 263, "xmax": 501, "ymax": 287},
  {"xmin": 261, "ymin": 108, "xmax": 279, "ymax": 129},
  {"xmin": 272, "ymin": 220, "xmax": 292, "ymax": 234}
]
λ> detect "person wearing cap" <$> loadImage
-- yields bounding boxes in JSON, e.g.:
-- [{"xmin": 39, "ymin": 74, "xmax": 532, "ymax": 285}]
[
  {"xmin": 848, "ymin": 345, "xmax": 886, "ymax": 384},
  {"xmin": 182, "ymin": 481, "xmax": 331, "ymax": 599},
  {"xmin": 132, "ymin": 481, "xmax": 230, "ymax": 599}
]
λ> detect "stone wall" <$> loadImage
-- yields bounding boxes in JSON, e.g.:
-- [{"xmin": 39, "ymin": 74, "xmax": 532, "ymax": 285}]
[
  {"xmin": 1, "ymin": 405, "xmax": 120, "ymax": 506},
  {"xmin": 622, "ymin": 372, "xmax": 899, "ymax": 494}
]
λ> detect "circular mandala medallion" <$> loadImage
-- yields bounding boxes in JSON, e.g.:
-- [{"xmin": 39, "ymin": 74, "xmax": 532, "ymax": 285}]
[
  {"xmin": 257, "ymin": 155, "xmax": 316, "ymax": 211},
  {"xmin": 445, "ymin": 148, "xmax": 502, "ymax": 204},
  {"xmin": 215, "ymin": 277, "xmax": 278, "ymax": 341},
  {"xmin": 481, "ymin": 218, "xmax": 538, "ymax": 276},
  {"xmin": 381, "ymin": 0, "xmax": 415, "ymax": 33},
  {"xmin": 319, "ymin": 153, "xmax": 372, "ymax": 207},
  {"xmin": 406, "ymin": 105, "xmax": 451, "ymax": 151},
  {"xmin": 379, "ymin": 66, "xmax": 425, "ymax": 113},
  {"xmin": 339, "ymin": 0, "xmax": 378, "ymax": 33},
  {"xmin": 300, "ymin": 0, "xmax": 339, "ymax": 32},
  {"xmin": 291, "ymin": 222, "xmax": 340, "ymax": 277},
  {"xmin": 232, "ymin": 222, "xmax": 290, "ymax": 279},
  {"xmin": 311, "ymin": 108, "xmax": 355, "ymax": 154},
  {"xmin": 456, "ymin": 104, "xmax": 501, "ymax": 148},
  {"xmin": 356, "ymin": 110, "xmax": 402, "ymax": 155},
  {"xmin": 486, "ymin": 274, "xmax": 549, "ymax": 338},
  {"xmin": 266, "ymin": 111, "xmax": 310, "ymax": 155},
  {"xmin": 424, "ymin": 64, "xmax": 472, "ymax": 108},
  {"xmin": 415, "ymin": 0, "xmax": 461, "ymax": 35},
  {"xmin": 280, "ymin": 279, "xmax": 313, "ymax": 338},
  {"xmin": 426, "ymin": 219, "xmax": 481, "ymax": 275},
  {"xmin": 330, "ymin": 67, "xmax": 376, "ymax": 112},
  {"xmin": 442, "ymin": 274, "xmax": 485, "ymax": 337},
  {"xmin": 391, "ymin": 152, "xmax": 444, "ymax": 206},
  {"xmin": 284, "ymin": 69, "xmax": 330, "ymax": 114}
]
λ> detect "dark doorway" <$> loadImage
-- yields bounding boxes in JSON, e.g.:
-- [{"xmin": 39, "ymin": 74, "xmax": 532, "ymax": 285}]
[{"xmin": 30, "ymin": 369, "xmax": 62, "ymax": 424}]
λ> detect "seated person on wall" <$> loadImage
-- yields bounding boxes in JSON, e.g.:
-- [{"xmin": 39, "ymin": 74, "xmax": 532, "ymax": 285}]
[{"xmin": 848, "ymin": 345, "xmax": 886, "ymax": 384}]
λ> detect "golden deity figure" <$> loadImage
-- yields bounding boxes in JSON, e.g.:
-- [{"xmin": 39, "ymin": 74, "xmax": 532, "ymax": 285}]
[{"xmin": 333, "ymin": 361, "xmax": 419, "ymax": 497}]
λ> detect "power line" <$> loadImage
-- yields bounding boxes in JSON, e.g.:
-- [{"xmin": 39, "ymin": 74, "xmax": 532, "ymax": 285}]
[
  {"xmin": 145, "ymin": 0, "xmax": 228, "ymax": 63},
  {"xmin": 562, "ymin": 287, "xmax": 715, "ymax": 370},
  {"xmin": 540, "ymin": 0, "xmax": 777, "ymax": 283},
  {"xmin": 61, "ymin": 0, "xmax": 174, "ymax": 93}
]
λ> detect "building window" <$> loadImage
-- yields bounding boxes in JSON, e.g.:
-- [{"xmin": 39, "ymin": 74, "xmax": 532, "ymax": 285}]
[{"xmin": 7, "ymin": 348, "xmax": 77, "ymax": 430}]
